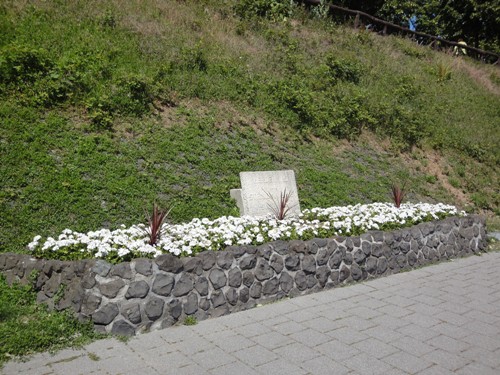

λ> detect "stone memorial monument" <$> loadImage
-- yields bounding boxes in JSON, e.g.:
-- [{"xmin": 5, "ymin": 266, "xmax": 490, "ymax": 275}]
[{"xmin": 230, "ymin": 170, "xmax": 301, "ymax": 218}]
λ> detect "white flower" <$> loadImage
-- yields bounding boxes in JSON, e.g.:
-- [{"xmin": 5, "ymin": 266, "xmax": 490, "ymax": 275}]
[{"xmin": 28, "ymin": 202, "xmax": 463, "ymax": 261}]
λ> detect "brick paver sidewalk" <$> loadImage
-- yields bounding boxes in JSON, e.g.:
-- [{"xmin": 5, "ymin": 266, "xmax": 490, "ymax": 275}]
[{"xmin": 3, "ymin": 252, "xmax": 500, "ymax": 375}]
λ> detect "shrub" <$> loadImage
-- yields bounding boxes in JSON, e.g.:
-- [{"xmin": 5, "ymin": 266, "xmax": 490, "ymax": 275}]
[
  {"xmin": 324, "ymin": 56, "xmax": 362, "ymax": 84},
  {"xmin": 86, "ymin": 95, "xmax": 115, "ymax": 131},
  {"xmin": 179, "ymin": 43, "xmax": 208, "ymax": 72},
  {"xmin": 0, "ymin": 44, "xmax": 53, "ymax": 84},
  {"xmin": 234, "ymin": 0, "xmax": 294, "ymax": 22}
]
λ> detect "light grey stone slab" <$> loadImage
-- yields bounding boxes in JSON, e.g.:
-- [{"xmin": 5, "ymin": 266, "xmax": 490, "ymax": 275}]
[{"xmin": 231, "ymin": 170, "xmax": 300, "ymax": 217}]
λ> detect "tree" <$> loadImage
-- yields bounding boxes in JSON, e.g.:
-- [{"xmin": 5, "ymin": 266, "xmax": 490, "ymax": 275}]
[{"xmin": 375, "ymin": 0, "xmax": 500, "ymax": 52}]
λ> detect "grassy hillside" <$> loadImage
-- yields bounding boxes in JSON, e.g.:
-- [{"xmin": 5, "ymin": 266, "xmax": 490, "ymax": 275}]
[{"xmin": 1, "ymin": 0, "xmax": 499, "ymax": 254}]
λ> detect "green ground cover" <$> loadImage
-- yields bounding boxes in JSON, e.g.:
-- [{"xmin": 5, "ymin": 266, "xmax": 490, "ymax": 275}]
[{"xmin": 0, "ymin": 274, "xmax": 104, "ymax": 366}]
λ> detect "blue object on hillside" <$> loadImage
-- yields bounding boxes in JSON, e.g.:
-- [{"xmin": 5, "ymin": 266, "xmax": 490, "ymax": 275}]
[{"xmin": 409, "ymin": 15, "xmax": 417, "ymax": 31}]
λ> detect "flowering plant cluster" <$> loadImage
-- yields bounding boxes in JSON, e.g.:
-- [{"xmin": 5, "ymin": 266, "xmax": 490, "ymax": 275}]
[{"xmin": 27, "ymin": 202, "xmax": 464, "ymax": 263}]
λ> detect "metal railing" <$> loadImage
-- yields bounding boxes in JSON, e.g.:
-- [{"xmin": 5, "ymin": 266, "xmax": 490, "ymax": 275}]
[{"xmin": 300, "ymin": 0, "xmax": 500, "ymax": 65}]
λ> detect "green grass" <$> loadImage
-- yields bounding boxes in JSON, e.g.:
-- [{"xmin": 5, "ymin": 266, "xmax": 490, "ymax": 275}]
[
  {"xmin": 0, "ymin": 0, "xmax": 498, "ymax": 255},
  {"xmin": 0, "ymin": 275, "xmax": 105, "ymax": 366}
]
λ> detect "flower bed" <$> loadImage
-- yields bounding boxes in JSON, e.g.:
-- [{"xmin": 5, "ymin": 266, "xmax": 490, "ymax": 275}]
[{"xmin": 28, "ymin": 203, "xmax": 464, "ymax": 262}]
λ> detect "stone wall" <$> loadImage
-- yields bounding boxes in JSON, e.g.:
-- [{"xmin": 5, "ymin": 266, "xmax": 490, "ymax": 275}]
[{"xmin": 0, "ymin": 215, "xmax": 487, "ymax": 336}]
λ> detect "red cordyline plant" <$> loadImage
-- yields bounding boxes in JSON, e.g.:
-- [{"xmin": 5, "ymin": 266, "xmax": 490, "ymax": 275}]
[
  {"xmin": 144, "ymin": 203, "xmax": 172, "ymax": 245},
  {"xmin": 265, "ymin": 188, "xmax": 294, "ymax": 220},
  {"xmin": 391, "ymin": 183, "xmax": 407, "ymax": 208}
]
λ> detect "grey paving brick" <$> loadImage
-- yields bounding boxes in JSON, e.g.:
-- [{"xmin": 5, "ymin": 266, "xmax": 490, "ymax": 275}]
[
  {"xmin": 397, "ymin": 324, "xmax": 439, "ymax": 342},
  {"xmin": 270, "ymin": 320, "xmax": 307, "ymax": 335},
  {"xmin": 391, "ymin": 335, "xmax": 435, "ymax": 356},
  {"xmin": 256, "ymin": 358, "xmax": 307, "ymax": 375},
  {"xmin": 208, "ymin": 361, "xmax": 257, "ymax": 375},
  {"xmin": 47, "ymin": 354, "xmax": 103, "ymax": 375},
  {"xmin": 121, "ymin": 366, "xmax": 159, "ymax": 375},
  {"xmin": 1, "ymin": 361, "xmax": 49, "ymax": 375},
  {"xmin": 261, "ymin": 300, "xmax": 301, "ymax": 315},
  {"xmin": 461, "ymin": 347, "xmax": 500, "ymax": 368},
  {"xmin": 434, "ymin": 310, "xmax": 471, "ymax": 326},
  {"xmin": 217, "ymin": 310, "xmax": 258, "ymax": 328},
  {"xmin": 364, "ymin": 277, "xmax": 392, "ymax": 288},
  {"xmin": 261, "ymin": 314, "xmax": 290, "ymax": 327},
  {"xmin": 164, "ymin": 363, "xmax": 207, "ymax": 375},
  {"xmin": 232, "ymin": 345, "xmax": 277, "ymax": 367},
  {"xmin": 370, "ymin": 314, "xmax": 410, "ymax": 330},
  {"xmin": 376, "ymin": 304, "xmax": 413, "ymax": 318},
  {"xmin": 233, "ymin": 322, "xmax": 272, "ymax": 338},
  {"xmin": 288, "ymin": 328, "xmax": 332, "ymax": 347},
  {"xmin": 382, "ymin": 295, "xmax": 415, "ymax": 308},
  {"xmin": 189, "ymin": 319, "xmax": 229, "ymax": 337},
  {"xmin": 464, "ymin": 309, "xmax": 500, "ymax": 324},
  {"xmin": 431, "ymin": 322, "xmax": 472, "ymax": 340},
  {"xmin": 174, "ymin": 335, "xmax": 213, "ymax": 356},
  {"xmin": 417, "ymin": 365, "xmax": 456, "ymax": 375},
  {"xmin": 303, "ymin": 316, "xmax": 347, "ymax": 333},
  {"xmin": 211, "ymin": 333, "xmax": 257, "ymax": 353},
  {"xmin": 94, "ymin": 353, "xmax": 150, "ymax": 374},
  {"xmin": 435, "ymin": 301, "xmax": 472, "ymax": 314},
  {"xmin": 366, "ymin": 290, "xmax": 394, "ymax": 300},
  {"xmin": 412, "ymin": 294, "xmax": 445, "ymax": 307},
  {"xmin": 84, "ymin": 339, "xmax": 132, "ymax": 356},
  {"xmin": 383, "ymin": 351, "xmax": 433, "ymax": 374},
  {"xmin": 357, "ymin": 296, "xmax": 389, "ymax": 309},
  {"xmin": 283, "ymin": 309, "xmax": 318, "ymax": 323},
  {"xmin": 328, "ymin": 326, "xmax": 370, "ymax": 345},
  {"xmin": 315, "ymin": 309, "xmax": 352, "ymax": 323},
  {"xmin": 273, "ymin": 342, "xmax": 321, "ymax": 363},
  {"xmin": 289, "ymin": 295, "xmax": 325, "ymax": 308},
  {"xmin": 159, "ymin": 325, "xmax": 200, "ymax": 343},
  {"xmin": 352, "ymin": 337, "xmax": 398, "ymax": 359},
  {"xmin": 462, "ymin": 332, "xmax": 500, "ymax": 351},
  {"xmin": 406, "ymin": 304, "xmax": 445, "ymax": 318},
  {"xmin": 315, "ymin": 339, "xmax": 361, "ymax": 361},
  {"xmin": 465, "ymin": 320, "xmax": 500, "ymax": 337},
  {"xmin": 190, "ymin": 347, "xmax": 236, "ymax": 370},
  {"xmin": 392, "ymin": 286, "xmax": 422, "ymax": 299},
  {"xmin": 252, "ymin": 331, "xmax": 295, "ymax": 350},
  {"xmin": 342, "ymin": 352, "xmax": 397, "ymax": 375},
  {"xmin": 423, "ymin": 348, "xmax": 471, "ymax": 371},
  {"xmin": 300, "ymin": 355, "xmax": 350, "ymax": 375},
  {"xmin": 363, "ymin": 325, "xmax": 404, "ymax": 343},
  {"xmin": 426, "ymin": 334, "xmax": 471, "ymax": 353},
  {"xmin": 349, "ymin": 305, "xmax": 383, "ymax": 319},
  {"xmin": 455, "ymin": 362, "xmax": 499, "ymax": 375},
  {"xmin": 318, "ymin": 286, "xmax": 360, "ymax": 301},
  {"xmin": 402, "ymin": 312, "xmax": 442, "ymax": 328},
  {"xmin": 345, "ymin": 283, "xmax": 376, "ymax": 295},
  {"xmin": 336, "ymin": 316, "xmax": 376, "ymax": 331}
]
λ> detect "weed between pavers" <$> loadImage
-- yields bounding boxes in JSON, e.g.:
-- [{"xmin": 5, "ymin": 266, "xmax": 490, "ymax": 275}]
[{"xmin": 183, "ymin": 316, "xmax": 198, "ymax": 326}]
